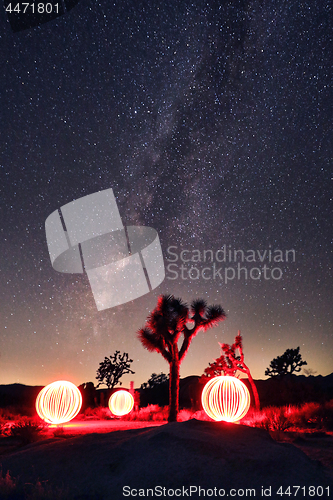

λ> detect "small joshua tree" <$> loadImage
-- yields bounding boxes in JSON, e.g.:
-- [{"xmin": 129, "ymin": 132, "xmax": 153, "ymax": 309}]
[
  {"xmin": 138, "ymin": 294, "xmax": 226, "ymax": 422},
  {"xmin": 96, "ymin": 351, "xmax": 134, "ymax": 389},
  {"xmin": 200, "ymin": 331, "xmax": 260, "ymax": 410},
  {"xmin": 265, "ymin": 347, "xmax": 307, "ymax": 378}
]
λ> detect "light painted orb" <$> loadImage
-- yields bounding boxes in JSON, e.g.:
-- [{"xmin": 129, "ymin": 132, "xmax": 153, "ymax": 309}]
[
  {"xmin": 109, "ymin": 390, "xmax": 134, "ymax": 416},
  {"xmin": 201, "ymin": 376, "xmax": 250, "ymax": 422},
  {"xmin": 36, "ymin": 380, "xmax": 82, "ymax": 424}
]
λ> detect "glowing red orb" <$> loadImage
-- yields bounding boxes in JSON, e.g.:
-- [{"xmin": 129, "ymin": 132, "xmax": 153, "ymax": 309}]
[
  {"xmin": 36, "ymin": 380, "xmax": 82, "ymax": 424},
  {"xmin": 109, "ymin": 390, "xmax": 134, "ymax": 416},
  {"xmin": 201, "ymin": 376, "xmax": 250, "ymax": 422}
]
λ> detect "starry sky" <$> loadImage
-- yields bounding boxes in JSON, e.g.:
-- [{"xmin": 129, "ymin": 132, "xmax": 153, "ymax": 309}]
[{"xmin": 1, "ymin": 0, "xmax": 332, "ymax": 389}]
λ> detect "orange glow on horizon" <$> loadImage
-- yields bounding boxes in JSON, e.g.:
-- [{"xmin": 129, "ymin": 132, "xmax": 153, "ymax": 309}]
[
  {"xmin": 201, "ymin": 376, "xmax": 250, "ymax": 422},
  {"xmin": 36, "ymin": 380, "xmax": 82, "ymax": 424},
  {"xmin": 109, "ymin": 390, "xmax": 134, "ymax": 416}
]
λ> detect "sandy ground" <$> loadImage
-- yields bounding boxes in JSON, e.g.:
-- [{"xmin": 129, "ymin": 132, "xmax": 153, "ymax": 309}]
[
  {"xmin": 1, "ymin": 419, "xmax": 332, "ymax": 499},
  {"xmin": 50, "ymin": 419, "xmax": 167, "ymax": 435}
]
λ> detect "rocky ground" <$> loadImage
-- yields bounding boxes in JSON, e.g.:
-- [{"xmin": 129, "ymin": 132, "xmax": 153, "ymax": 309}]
[{"xmin": 0, "ymin": 419, "xmax": 332, "ymax": 499}]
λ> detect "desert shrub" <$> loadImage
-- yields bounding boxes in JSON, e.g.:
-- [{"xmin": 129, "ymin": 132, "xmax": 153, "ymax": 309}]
[
  {"xmin": 121, "ymin": 404, "xmax": 168, "ymax": 421},
  {"xmin": 322, "ymin": 399, "xmax": 333, "ymax": 430},
  {"xmin": 0, "ymin": 469, "xmax": 16, "ymax": 498},
  {"xmin": 116, "ymin": 404, "xmax": 168, "ymax": 421},
  {"xmin": 190, "ymin": 409, "xmax": 214, "ymax": 421},
  {"xmin": 81, "ymin": 404, "xmax": 171, "ymax": 421},
  {"xmin": 0, "ymin": 421, "xmax": 15, "ymax": 437},
  {"xmin": 0, "ymin": 407, "xmax": 22, "ymax": 421},
  {"xmin": 177, "ymin": 409, "xmax": 195, "ymax": 422},
  {"xmin": 289, "ymin": 400, "xmax": 333, "ymax": 430},
  {"xmin": 153, "ymin": 406, "xmax": 170, "ymax": 421},
  {"xmin": 0, "ymin": 408, "xmax": 25, "ymax": 436},
  {"xmin": 52, "ymin": 426, "xmax": 65, "ymax": 438},
  {"xmin": 264, "ymin": 406, "xmax": 293, "ymax": 431},
  {"xmin": 81, "ymin": 406, "xmax": 112, "ymax": 420},
  {"xmin": 289, "ymin": 402, "xmax": 320, "ymax": 428},
  {"xmin": 243, "ymin": 406, "xmax": 293, "ymax": 432},
  {"xmin": 9, "ymin": 417, "xmax": 47, "ymax": 445},
  {"xmin": 244, "ymin": 401, "xmax": 333, "ymax": 432},
  {"xmin": 23, "ymin": 479, "xmax": 68, "ymax": 499},
  {"xmin": 241, "ymin": 408, "xmax": 267, "ymax": 428},
  {"xmin": 151, "ymin": 406, "xmax": 169, "ymax": 421},
  {"xmin": 0, "ymin": 469, "xmax": 68, "ymax": 499}
]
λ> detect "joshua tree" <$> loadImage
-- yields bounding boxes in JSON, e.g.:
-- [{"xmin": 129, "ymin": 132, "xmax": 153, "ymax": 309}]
[
  {"xmin": 138, "ymin": 294, "xmax": 226, "ymax": 422},
  {"xmin": 96, "ymin": 351, "xmax": 134, "ymax": 389},
  {"xmin": 265, "ymin": 347, "xmax": 307, "ymax": 377},
  {"xmin": 200, "ymin": 332, "xmax": 260, "ymax": 410}
]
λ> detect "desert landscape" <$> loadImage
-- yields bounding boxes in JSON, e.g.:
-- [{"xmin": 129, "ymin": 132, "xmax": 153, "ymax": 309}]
[
  {"xmin": 0, "ymin": 406, "xmax": 333, "ymax": 500},
  {"xmin": 1, "ymin": 373, "xmax": 333, "ymax": 499}
]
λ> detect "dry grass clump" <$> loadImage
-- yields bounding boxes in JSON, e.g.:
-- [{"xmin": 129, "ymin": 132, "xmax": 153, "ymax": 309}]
[
  {"xmin": 0, "ymin": 468, "xmax": 68, "ymax": 499},
  {"xmin": 6, "ymin": 417, "xmax": 48, "ymax": 445},
  {"xmin": 290, "ymin": 400, "xmax": 333, "ymax": 430},
  {"xmin": 0, "ymin": 470, "xmax": 16, "ymax": 499},
  {"xmin": 80, "ymin": 404, "xmax": 196, "ymax": 422},
  {"xmin": 122, "ymin": 406, "xmax": 197, "ymax": 422},
  {"xmin": 244, "ymin": 406, "xmax": 293, "ymax": 431},
  {"xmin": 121, "ymin": 404, "xmax": 169, "ymax": 421},
  {"xmin": 243, "ymin": 400, "xmax": 333, "ymax": 433},
  {"xmin": 52, "ymin": 426, "xmax": 66, "ymax": 438},
  {"xmin": 79, "ymin": 404, "xmax": 170, "ymax": 421},
  {"xmin": 80, "ymin": 406, "xmax": 113, "ymax": 420},
  {"xmin": 0, "ymin": 408, "xmax": 23, "ymax": 422},
  {"xmin": 177, "ymin": 409, "xmax": 195, "ymax": 422},
  {"xmin": 0, "ymin": 408, "xmax": 25, "ymax": 436},
  {"xmin": 189, "ymin": 409, "xmax": 214, "ymax": 421}
]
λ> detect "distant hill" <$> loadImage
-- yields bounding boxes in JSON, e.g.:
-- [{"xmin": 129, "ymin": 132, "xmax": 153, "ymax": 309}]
[
  {"xmin": 0, "ymin": 383, "xmax": 43, "ymax": 411},
  {"xmin": 251, "ymin": 373, "xmax": 333, "ymax": 407},
  {"xmin": 0, "ymin": 374, "xmax": 332, "ymax": 412},
  {"xmin": 179, "ymin": 373, "xmax": 333, "ymax": 409}
]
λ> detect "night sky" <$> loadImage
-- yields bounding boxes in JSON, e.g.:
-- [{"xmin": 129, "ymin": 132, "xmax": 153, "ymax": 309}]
[{"xmin": 1, "ymin": 0, "xmax": 332, "ymax": 389}]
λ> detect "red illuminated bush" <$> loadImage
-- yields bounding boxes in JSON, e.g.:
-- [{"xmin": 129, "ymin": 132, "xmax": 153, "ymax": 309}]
[{"xmin": 9, "ymin": 417, "xmax": 47, "ymax": 444}]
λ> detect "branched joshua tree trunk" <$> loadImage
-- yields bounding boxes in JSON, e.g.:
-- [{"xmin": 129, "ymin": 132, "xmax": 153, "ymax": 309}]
[
  {"xmin": 138, "ymin": 295, "xmax": 226, "ymax": 422},
  {"xmin": 169, "ymin": 345, "xmax": 180, "ymax": 422},
  {"xmin": 236, "ymin": 346, "xmax": 260, "ymax": 411}
]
